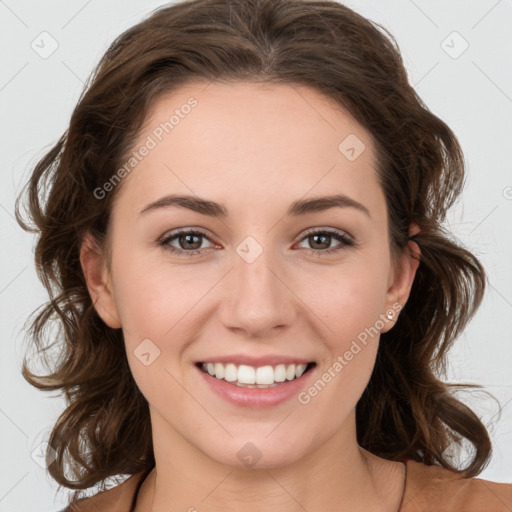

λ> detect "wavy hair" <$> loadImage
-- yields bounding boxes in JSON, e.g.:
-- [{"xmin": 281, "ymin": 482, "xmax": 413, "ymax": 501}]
[{"xmin": 15, "ymin": 0, "xmax": 499, "ymax": 501}]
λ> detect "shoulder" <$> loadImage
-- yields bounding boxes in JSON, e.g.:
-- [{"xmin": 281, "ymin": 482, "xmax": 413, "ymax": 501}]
[
  {"xmin": 56, "ymin": 461, "xmax": 512, "ymax": 512},
  {"xmin": 401, "ymin": 458, "xmax": 512, "ymax": 512},
  {"xmin": 58, "ymin": 470, "xmax": 148, "ymax": 512}
]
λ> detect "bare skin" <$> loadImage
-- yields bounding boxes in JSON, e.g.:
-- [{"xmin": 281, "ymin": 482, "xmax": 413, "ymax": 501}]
[{"xmin": 81, "ymin": 81, "xmax": 419, "ymax": 512}]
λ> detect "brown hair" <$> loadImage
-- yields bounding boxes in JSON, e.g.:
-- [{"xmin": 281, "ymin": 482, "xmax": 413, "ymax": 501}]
[{"xmin": 16, "ymin": 0, "xmax": 500, "ymax": 500}]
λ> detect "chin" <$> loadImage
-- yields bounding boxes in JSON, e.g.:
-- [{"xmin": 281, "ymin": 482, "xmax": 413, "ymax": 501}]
[{"xmin": 198, "ymin": 431, "xmax": 310, "ymax": 470}]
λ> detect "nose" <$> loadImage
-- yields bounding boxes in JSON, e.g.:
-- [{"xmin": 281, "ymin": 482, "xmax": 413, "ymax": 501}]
[{"xmin": 217, "ymin": 243, "xmax": 297, "ymax": 338}]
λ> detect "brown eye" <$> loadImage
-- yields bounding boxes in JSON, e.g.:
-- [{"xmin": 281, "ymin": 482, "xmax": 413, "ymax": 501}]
[
  {"xmin": 296, "ymin": 229, "xmax": 355, "ymax": 255},
  {"xmin": 159, "ymin": 229, "xmax": 214, "ymax": 255}
]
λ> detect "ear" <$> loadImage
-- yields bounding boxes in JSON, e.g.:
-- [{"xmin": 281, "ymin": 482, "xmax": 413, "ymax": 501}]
[
  {"xmin": 380, "ymin": 224, "xmax": 421, "ymax": 333},
  {"xmin": 79, "ymin": 232, "xmax": 122, "ymax": 329}
]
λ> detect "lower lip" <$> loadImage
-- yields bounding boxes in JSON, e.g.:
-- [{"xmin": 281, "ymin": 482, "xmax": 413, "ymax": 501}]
[{"xmin": 195, "ymin": 364, "xmax": 317, "ymax": 408}]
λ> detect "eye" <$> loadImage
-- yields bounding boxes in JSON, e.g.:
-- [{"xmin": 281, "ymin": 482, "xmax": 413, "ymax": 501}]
[
  {"xmin": 295, "ymin": 228, "xmax": 355, "ymax": 255},
  {"xmin": 159, "ymin": 228, "xmax": 215, "ymax": 256},
  {"xmin": 158, "ymin": 227, "xmax": 355, "ymax": 257}
]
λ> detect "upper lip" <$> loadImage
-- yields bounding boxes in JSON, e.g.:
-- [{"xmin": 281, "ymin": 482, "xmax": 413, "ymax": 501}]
[{"xmin": 197, "ymin": 354, "xmax": 314, "ymax": 367}]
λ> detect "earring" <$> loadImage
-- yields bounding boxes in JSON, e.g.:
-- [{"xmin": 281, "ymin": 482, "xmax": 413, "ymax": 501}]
[{"xmin": 386, "ymin": 310, "xmax": 395, "ymax": 320}]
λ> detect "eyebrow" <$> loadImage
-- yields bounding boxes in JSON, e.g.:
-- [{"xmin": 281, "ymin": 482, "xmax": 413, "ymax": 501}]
[{"xmin": 139, "ymin": 193, "xmax": 371, "ymax": 218}]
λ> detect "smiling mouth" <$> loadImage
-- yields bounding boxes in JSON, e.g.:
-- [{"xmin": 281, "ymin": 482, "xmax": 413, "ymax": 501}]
[{"xmin": 195, "ymin": 361, "xmax": 317, "ymax": 388}]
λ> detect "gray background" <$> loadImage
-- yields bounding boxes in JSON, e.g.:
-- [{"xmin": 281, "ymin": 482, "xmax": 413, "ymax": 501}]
[{"xmin": 1, "ymin": 0, "xmax": 511, "ymax": 510}]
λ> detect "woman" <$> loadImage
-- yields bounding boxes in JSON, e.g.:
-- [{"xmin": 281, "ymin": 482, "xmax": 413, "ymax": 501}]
[{"xmin": 15, "ymin": 0, "xmax": 511, "ymax": 511}]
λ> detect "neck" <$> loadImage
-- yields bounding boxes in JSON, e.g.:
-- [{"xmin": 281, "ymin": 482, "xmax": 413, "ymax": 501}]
[{"xmin": 135, "ymin": 410, "xmax": 406, "ymax": 512}]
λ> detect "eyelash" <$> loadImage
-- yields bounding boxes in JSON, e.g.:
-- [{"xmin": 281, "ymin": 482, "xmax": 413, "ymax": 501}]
[{"xmin": 158, "ymin": 227, "xmax": 355, "ymax": 257}]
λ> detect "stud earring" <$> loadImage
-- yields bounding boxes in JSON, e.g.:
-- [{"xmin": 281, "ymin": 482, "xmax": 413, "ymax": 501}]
[{"xmin": 386, "ymin": 310, "xmax": 395, "ymax": 320}]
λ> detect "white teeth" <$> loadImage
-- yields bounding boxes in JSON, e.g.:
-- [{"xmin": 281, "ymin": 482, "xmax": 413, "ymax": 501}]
[
  {"xmin": 200, "ymin": 361, "xmax": 310, "ymax": 385},
  {"xmin": 295, "ymin": 364, "xmax": 307, "ymax": 378},
  {"xmin": 214, "ymin": 362, "xmax": 224, "ymax": 379},
  {"xmin": 274, "ymin": 364, "xmax": 287, "ymax": 382},
  {"xmin": 238, "ymin": 365, "xmax": 256, "ymax": 384},
  {"xmin": 224, "ymin": 363, "xmax": 238, "ymax": 382},
  {"xmin": 256, "ymin": 365, "xmax": 274, "ymax": 385}
]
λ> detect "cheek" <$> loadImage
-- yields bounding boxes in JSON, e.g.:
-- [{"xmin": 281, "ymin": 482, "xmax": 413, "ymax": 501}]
[
  {"xmin": 112, "ymin": 224, "xmax": 391, "ymax": 348},
  {"xmin": 294, "ymin": 268, "xmax": 388, "ymax": 419},
  {"xmin": 110, "ymin": 241, "xmax": 193, "ymax": 336},
  {"xmin": 300, "ymin": 251, "xmax": 391, "ymax": 339},
  {"xmin": 307, "ymin": 279, "xmax": 383, "ymax": 384},
  {"xmin": 110, "ymin": 249, "xmax": 221, "ymax": 394},
  {"xmin": 112, "ymin": 252, "xmax": 198, "ymax": 401}
]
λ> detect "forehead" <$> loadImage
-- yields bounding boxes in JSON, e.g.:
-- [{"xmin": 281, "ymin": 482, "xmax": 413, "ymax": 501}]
[{"xmin": 114, "ymin": 81, "xmax": 383, "ymax": 218}]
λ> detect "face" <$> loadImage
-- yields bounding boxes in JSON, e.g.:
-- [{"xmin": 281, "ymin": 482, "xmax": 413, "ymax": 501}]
[{"xmin": 82, "ymin": 81, "xmax": 418, "ymax": 469}]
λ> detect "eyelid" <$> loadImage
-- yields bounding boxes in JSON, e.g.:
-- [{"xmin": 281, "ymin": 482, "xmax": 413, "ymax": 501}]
[
  {"xmin": 158, "ymin": 227, "xmax": 216, "ymax": 248},
  {"xmin": 294, "ymin": 227, "xmax": 355, "ymax": 255},
  {"xmin": 298, "ymin": 226, "xmax": 354, "ymax": 242},
  {"xmin": 158, "ymin": 226, "xmax": 356, "ymax": 256}
]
